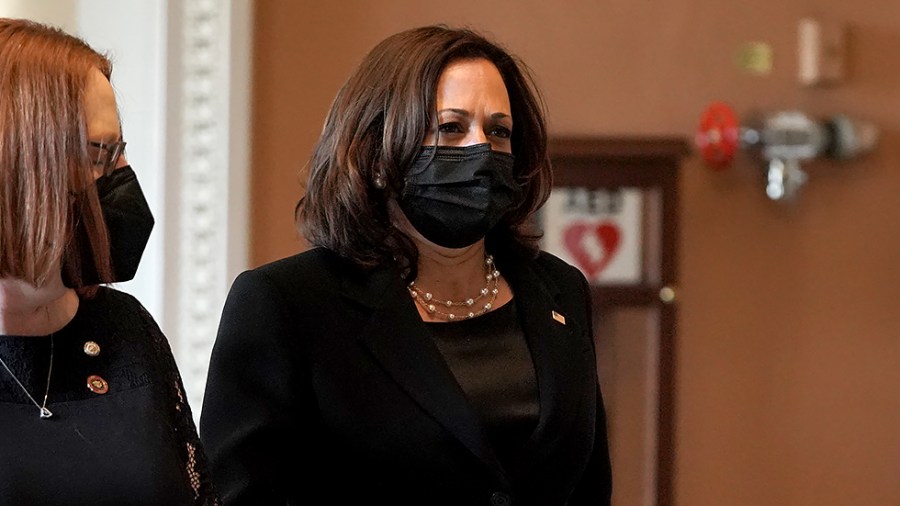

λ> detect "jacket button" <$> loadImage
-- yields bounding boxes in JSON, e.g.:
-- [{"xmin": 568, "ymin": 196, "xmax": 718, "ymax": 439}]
[
  {"xmin": 86, "ymin": 374, "xmax": 109, "ymax": 394},
  {"xmin": 490, "ymin": 491, "xmax": 511, "ymax": 506}
]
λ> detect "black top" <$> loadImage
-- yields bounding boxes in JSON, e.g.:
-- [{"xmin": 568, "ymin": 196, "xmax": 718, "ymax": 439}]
[
  {"xmin": 0, "ymin": 287, "xmax": 218, "ymax": 505},
  {"xmin": 426, "ymin": 300, "xmax": 539, "ymax": 468},
  {"xmin": 201, "ymin": 247, "xmax": 612, "ymax": 506}
]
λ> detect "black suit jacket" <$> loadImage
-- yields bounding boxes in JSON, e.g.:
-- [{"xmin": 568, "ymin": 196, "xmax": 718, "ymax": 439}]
[{"xmin": 200, "ymin": 247, "xmax": 612, "ymax": 505}]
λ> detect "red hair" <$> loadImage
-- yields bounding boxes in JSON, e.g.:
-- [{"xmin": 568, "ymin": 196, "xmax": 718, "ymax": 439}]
[{"xmin": 0, "ymin": 18, "xmax": 113, "ymax": 287}]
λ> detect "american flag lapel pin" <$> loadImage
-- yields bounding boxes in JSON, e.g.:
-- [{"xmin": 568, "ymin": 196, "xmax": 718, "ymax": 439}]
[{"xmin": 551, "ymin": 310, "xmax": 566, "ymax": 325}]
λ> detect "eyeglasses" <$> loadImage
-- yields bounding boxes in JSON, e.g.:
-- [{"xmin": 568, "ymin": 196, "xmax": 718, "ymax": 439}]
[{"xmin": 88, "ymin": 140, "xmax": 126, "ymax": 176}]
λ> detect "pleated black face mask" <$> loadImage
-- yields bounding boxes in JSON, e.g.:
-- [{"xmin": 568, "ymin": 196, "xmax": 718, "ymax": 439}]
[
  {"xmin": 64, "ymin": 166, "xmax": 155, "ymax": 287},
  {"xmin": 398, "ymin": 143, "xmax": 521, "ymax": 249}
]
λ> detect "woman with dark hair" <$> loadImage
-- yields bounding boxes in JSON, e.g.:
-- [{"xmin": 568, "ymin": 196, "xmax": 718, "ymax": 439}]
[
  {"xmin": 0, "ymin": 18, "xmax": 217, "ymax": 505},
  {"xmin": 202, "ymin": 25, "xmax": 612, "ymax": 505}
]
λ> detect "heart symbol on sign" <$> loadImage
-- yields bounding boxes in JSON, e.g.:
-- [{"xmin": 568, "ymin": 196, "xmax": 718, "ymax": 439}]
[{"xmin": 562, "ymin": 221, "xmax": 622, "ymax": 279}]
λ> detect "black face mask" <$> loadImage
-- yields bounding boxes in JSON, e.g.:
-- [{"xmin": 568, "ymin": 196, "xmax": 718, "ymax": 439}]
[
  {"xmin": 63, "ymin": 166, "xmax": 155, "ymax": 287},
  {"xmin": 398, "ymin": 143, "xmax": 521, "ymax": 249}
]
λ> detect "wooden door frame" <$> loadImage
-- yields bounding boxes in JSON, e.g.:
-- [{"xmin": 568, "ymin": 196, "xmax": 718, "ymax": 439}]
[{"xmin": 548, "ymin": 136, "xmax": 689, "ymax": 506}]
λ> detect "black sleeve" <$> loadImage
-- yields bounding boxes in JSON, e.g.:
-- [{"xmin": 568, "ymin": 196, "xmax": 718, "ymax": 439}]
[
  {"xmin": 567, "ymin": 271, "xmax": 613, "ymax": 505},
  {"xmin": 138, "ymin": 301, "xmax": 220, "ymax": 505},
  {"xmin": 200, "ymin": 269, "xmax": 306, "ymax": 505}
]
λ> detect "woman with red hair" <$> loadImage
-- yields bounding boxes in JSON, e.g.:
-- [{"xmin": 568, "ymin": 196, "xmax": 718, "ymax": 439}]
[{"xmin": 0, "ymin": 18, "xmax": 217, "ymax": 505}]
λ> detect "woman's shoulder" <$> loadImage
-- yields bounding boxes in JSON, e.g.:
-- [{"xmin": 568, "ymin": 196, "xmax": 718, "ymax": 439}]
[
  {"xmin": 252, "ymin": 247, "xmax": 348, "ymax": 281},
  {"xmin": 229, "ymin": 247, "xmax": 357, "ymax": 306},
  {"xmin": 71, "ymin": 288, "xmax": 175, "ymax": 392},
  {"xmin": 82, "ymin": 286, "xmax": 150, "ymax": 322},
  {"xmin": 78, "ymin": 287, "xmax": 165, "ymax": 344},
  {"xmin": 533, "ymin": 250, "xmax": 586, "ymax": 284}
]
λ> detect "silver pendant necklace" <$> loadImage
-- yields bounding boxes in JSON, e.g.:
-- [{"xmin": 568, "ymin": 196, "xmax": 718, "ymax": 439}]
[{"xmin": 0, "ymin": 335, "xmax": 54, "ymax": 419}]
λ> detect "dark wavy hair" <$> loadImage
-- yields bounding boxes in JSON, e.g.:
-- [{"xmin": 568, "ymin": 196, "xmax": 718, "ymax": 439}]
[{"xmin": 296, "ymin": 25, "xmax": 551, "ymax": 279}]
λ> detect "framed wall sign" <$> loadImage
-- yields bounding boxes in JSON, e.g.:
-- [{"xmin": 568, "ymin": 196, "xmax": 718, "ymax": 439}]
[
  {"xmin": 544, "ymin": 137, "xmax": 689, "ymax": 506},
  {"xmin": 542, "ymin": 187, "xmax": 644, "ymax": 285}
]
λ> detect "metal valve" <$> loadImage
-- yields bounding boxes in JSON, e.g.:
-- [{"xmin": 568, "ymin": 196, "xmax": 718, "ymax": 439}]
[{"xmin": 696, "ymin": 102, "xmax": 878, "ymax": 201}]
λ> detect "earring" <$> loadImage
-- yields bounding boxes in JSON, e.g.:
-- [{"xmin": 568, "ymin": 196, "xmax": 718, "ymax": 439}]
[{"xmin": 373, "ymin": 173, "xmax": 386, "ymax": 189}]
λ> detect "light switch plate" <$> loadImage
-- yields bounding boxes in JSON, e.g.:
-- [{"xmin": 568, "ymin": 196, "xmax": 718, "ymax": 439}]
[{"xmin": 798, "ymin": 18, "xmax": 846, "ymax": 87}]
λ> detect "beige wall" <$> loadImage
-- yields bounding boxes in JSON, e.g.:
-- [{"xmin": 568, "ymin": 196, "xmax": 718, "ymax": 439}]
[
  {"xmin": 251, "ymin": 2, "xmax": 900, "ymax": 504},
  {"xmin": 0, "ymin": 0, "xmax": 76, "ymax": 30}
]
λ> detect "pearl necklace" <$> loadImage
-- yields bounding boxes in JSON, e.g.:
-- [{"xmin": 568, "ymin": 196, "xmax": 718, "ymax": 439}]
[
  {"xmin": 0, "ymin": 334, "xmax": 54, "ymax": 419},
  {"xmin": 408, "ymin": 255, "xmax": 501, "ymax": 321}
]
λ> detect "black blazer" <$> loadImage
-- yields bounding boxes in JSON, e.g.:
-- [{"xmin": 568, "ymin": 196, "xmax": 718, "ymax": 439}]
[{"xmin": 200, "ymin": 247, "xmax": 612, "ymax": 506}]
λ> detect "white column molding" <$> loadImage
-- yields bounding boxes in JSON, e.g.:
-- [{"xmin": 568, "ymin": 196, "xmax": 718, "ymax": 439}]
[{"xmin": 165, "ymin": 0, "xmax": 252, "ymax": 415}]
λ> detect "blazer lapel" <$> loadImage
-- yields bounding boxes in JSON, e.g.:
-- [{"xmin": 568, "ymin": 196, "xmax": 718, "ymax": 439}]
[
  {"xmin": 495, "ymin": 252, "xmax": 591, "ymax": 469},
  {"xmin": 341, "ymin": 266, "xmax": 508, "ymax": 483}
]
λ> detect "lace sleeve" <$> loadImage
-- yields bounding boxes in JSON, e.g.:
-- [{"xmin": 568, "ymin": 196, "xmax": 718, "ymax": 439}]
[{"xmin": 138, "ymin": 304, "xmax": 221, "ymax": 505}]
